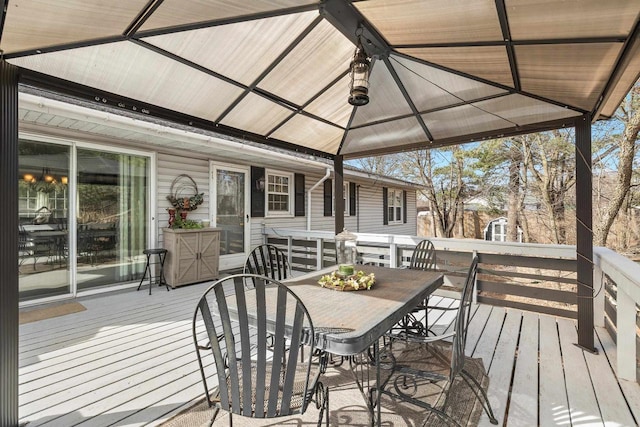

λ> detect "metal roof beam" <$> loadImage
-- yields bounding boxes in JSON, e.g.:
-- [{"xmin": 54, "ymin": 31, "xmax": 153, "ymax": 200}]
[
  {"xmin": 321, "ymin": 0, "xmax": 389, "ymax": 59},
  {"xmin": 132, "ymin": 3, "xmax": 320, "ymax": 39},
  {"xmin": 124, "ymin": 0, "xmax": 165, "ymax": 38},
  {"xmin": 349, "ymin": 92, "xmax": 511, "ymax": 131},
  {"xmin": 18, "ymin": 67, "xmax": 335, "ymax": 159},
  {"xmin": 392, "ymin": 36, "xmax": 626, "ymax": 50},
  {"xmin": 342, "ymin": 117, "xmax": 578, "ymax": 159},
  {"xmin": 592, "ymin": 15, "xmax": 640, "ymax": 120},
  {"xmin": 266, "ymin": 68, "xmax": 350, "ymax": 138},
  {"xmin": 214, "ymin": 15, "xmax": 323, "ymax": 124},
  {"xmin": 383, "ymin": 56, "xmax": 433, "ymax": 140},
  {"xmin": 393, "ymin": 50, "xmax": 588, "ymax": 114},
  {"xmin": 495, "ymin": 0, "xmax": 521, "ymax": 91}
]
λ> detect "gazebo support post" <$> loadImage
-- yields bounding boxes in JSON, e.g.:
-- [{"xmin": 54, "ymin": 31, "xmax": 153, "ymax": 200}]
[
  {"xmin": 575, "ymin": 113, "xmax": 597, "ymax": 354},
  {"xmin": 334, "ymin": 155, "xmax": 344, "ymax": 234},
  {"xmin": 0, "ymin": 60, "xmax": 20, "ymax": 427}
]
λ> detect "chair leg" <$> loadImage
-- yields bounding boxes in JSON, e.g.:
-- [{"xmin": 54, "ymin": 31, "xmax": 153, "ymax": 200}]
[
  {"xmin": 137, "ymin": 257, "xmax": 149, "ymax": 292},
  {"xmin": 460, "ymin": 368, "xmax": 498, "ymax": 424},
  {"xmin": 315, "ymin": 382, "xmax": 329, "ymax": 427},
  {"xmin": 207, "ymin": 407, "xmax": 220, "ymax": 427}
]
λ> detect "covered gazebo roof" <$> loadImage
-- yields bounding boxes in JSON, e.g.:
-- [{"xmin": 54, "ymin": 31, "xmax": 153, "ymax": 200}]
[
  {"xmin": 2, "ymin": 3, "xmax": 640, "ymax": 422},
  {"xmin": 2, "ymin": 0, "xmax": 639, "ymax": 159}
]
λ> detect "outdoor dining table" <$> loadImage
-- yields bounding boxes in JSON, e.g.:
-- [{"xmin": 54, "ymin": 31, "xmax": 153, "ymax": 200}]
[{"xmin": 283, "ymin": 265, "xmax": 444, "ymax": 426}]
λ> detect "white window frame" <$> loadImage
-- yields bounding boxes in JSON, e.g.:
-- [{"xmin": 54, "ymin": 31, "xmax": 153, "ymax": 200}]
[
  {"xmin": 491, "ymin": 218, "xmax": 508, "ymax": 242},
  {"xmin": 387, "ymin": 188, "xmax": 403, "ymax": 225},
  {"xmin": 265, "ymin": 169, "xmax": 294, "ymax": 217}
]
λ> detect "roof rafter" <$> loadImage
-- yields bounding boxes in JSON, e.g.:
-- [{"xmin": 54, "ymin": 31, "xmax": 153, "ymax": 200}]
[
  {"xmin": 265, "ymin": 68, "xmax": 350, "ymax": 138},
  {"xmin": 494, "ymin": 0, "xmax": 520, "ymax": 91},
  {"xmin": 343, "ymin": 117, "xmax": 578, "ymax": 159},
  {"xmin": 383, "ymin": 56, "xmax": 433, "ymax": 141},
  {"xmin": 124, "ymin": 0, "xmax": 165, "ymax": 38},
  {"xmin": 214, "ymin": 15, "xmax": 323, "ymax": 124},
  {"xmin": 392, "ymin": 50, "xmax": 588, "ymax": 114},
  {"xmin": 132, "ymin": 3, "xmax": 321, "ymax": 40},
  {"xmin": 349, "ymin": 92, "xmax": 511, "ymax": 131},
  {"xmin": 592, "ymin": 14, "xmax": 640, "ymax": 120},
  {"xmin": 17, "ymin": 67, "xmax": 336, "ymax": 159},
  {"xmin": 391, "ymin": 36, "xmax": 626, "ymax": 50}
]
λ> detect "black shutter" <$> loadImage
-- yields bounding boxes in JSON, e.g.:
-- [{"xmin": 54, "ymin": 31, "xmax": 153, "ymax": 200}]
[
  {"xmin": 383, "ymin": 187, "xmax": 388, "ymax": 225},
  {"xmin": 403, "ymin": 190, "xmax": 408, "ymax": 223},
  {"xmin": 251, "ymin": 166, "xmax": 265, "ymax": 218},
  {"xmin": 349, "ymin": 182, "xmax": 356, "ymax": 216},
  {"xmin": 324, "ymin": 179, "xmax": 332, "ymax": 216},
  {"xmin": 294, "ymin": 173, "xmax": 305, "ymax": 216}
]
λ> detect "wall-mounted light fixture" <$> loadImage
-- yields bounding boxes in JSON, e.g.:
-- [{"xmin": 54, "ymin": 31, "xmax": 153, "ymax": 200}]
[
  {"xmin": 255, "ymin": 175, "xmax": 265, "ymax": 192},
  {"xmin": 348, "ymin": 28, "xmax": 371, "ymax": 106}
]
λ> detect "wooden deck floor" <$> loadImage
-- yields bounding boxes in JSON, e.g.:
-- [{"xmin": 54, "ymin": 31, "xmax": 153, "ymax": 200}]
[{"xmin": 18, "ymin": 282, "xmax": 640, "ymax": 426}]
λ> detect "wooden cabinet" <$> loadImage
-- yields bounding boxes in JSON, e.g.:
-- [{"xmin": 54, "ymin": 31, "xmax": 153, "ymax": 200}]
[{"xmin": 163, "ymin": 228, "xmax": 220, "ymax": 288}]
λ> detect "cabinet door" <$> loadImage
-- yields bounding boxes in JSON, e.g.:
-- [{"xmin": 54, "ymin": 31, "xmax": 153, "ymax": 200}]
[
  {"xmin": 176, "ymin": 234, "xmax": 199, "ymax": 285},
  {"xmin": 198, "ymin": 232, "xmax": 219, "ymax": 280}
]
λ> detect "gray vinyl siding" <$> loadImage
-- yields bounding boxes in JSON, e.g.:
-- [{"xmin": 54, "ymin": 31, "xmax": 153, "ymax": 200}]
[
  {"xmin": 154, "ymin": 155, "xmax": 417, "ymax": 254},
  {"xmin": 249, "ymin": 171, "xmax": 418, "ymax": 250},
  {"xmin": 156, "ymin": 153, "xmax": 210, "ymax": 247}
]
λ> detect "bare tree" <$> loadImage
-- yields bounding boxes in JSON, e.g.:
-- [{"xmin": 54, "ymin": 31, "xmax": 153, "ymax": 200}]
[
  {"xmin": 594, "ymin": 84, "xmax": 640, "ymax": 246},
  {"xmin": 400, "ymin": 147, "xmax": 469, "ymax": 238},
  {"xmin": 519, "ymin": 131, "xmax": 576, "ymax": 244}
]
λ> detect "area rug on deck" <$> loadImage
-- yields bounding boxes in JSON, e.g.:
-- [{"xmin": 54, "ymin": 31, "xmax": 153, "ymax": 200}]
[
  {"xmin": 161, "ymin": 345, "xmax": 488, "ymax": 427},
  {"xmin": 19, "ymin": 302, "xmax": 86, "ymax": 324}
]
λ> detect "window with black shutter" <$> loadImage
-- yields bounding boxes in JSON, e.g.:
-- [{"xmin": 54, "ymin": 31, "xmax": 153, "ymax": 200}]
[
  {"xmin": 294, "ymin": 173, "xmax": 305, "ymax": 217},
  {"xmin": 323, "ymin": 179, "xmax": 332, "ymax": 216},
  {"xmin": 349, "ymin": 182, "xmax": 356, "ymax": 216}
]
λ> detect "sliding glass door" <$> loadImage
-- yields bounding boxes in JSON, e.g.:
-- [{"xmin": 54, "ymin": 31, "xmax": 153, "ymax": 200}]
[
  {"xmin": 18, "ymin": 140, "xmax": 71, "ymax": 301},
  {"xmin": 76, "ymin": 148, "xmax": 149, "ymax": 291},
  {"xmin": 18, "ymin": 138, "xmax": 151, "ymax": 301}
]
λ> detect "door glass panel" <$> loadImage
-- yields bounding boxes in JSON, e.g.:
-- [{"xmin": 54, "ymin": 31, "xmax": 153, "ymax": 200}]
[
  {"xmin": 216, "ymin": 170, "xmax": 245, "ymax": 255},
  {"xmin": 76, "ymin": 148, "xmax": 148, "ymax": 291},
  {"xmin": 18, "ymin": 140, "xmax": 71, "ymax": 301}
]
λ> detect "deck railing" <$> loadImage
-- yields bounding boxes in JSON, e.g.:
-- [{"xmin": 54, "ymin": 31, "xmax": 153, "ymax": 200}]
[{"xmin": 262, "ymin": 227, "xmax": 640, "ymax": 382}]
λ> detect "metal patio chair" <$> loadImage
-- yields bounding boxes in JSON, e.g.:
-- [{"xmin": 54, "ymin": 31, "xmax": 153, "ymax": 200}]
[
  {"xmin": 381, "ymin": 255, "xmax": 498, "ymax": 426},
  {"xmin": 389, "ymin": 239, "xmax": 445, "ymax": 338},
  {"xmin": 243, "ymin": 244, "xmax": 291, "ymax": 286},
  {"xmin": 18, "ymin": 225, "xmax": 36, "ymax": 271},
  {"xmin": 192, "ymin": 274, "xmax": 329, "ymax": 427}
]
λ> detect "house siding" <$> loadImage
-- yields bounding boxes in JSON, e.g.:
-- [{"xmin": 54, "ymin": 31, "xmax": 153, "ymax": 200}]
[{"xmin": 157, "ymin": 153, "xmax": 209, "ymax": 248}]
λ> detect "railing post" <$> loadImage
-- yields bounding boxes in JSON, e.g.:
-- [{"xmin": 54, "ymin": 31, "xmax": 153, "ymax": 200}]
[
  {"xmin": 617, "ymin": 287, "xmax": 636, "ymax": 380},
  {"xmin": 390, "ymin": 242, "xmax": 398, "ymax": 268},
  {"xmin": 575, "ymin": 113, "xmax": 595, "ymax": 352},
  {"xmin": 0, "ymin": 60, "xmax": 19, "ymax": 427},
  {"xmin": 593, "ymin": 263, "xmax": 605, "ymax": 328},
  {"xmin": 317, "ymin": 238, "xmax": 323, "ymax": 270}
]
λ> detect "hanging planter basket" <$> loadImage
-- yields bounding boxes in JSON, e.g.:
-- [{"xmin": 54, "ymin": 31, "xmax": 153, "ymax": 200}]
[{"xmin": 166, "ymin": 174, "xmax": 204, "ymax": 211}]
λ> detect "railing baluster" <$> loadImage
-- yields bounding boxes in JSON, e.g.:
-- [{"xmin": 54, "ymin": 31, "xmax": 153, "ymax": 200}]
[{"xmin": 617, "ymin": 287, "xmax": 636, "ymax": 380}]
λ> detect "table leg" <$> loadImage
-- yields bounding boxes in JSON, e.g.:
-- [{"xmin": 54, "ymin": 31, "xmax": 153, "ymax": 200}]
[{"xmin": 348, "ymin": 340, "xmax": 396, "ymax": 427}]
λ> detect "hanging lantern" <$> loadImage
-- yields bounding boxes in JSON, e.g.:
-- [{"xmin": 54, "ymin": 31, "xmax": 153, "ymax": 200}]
[{"xmin": 348, "ymin": 38, "xmax": 370, "ymax": 106}]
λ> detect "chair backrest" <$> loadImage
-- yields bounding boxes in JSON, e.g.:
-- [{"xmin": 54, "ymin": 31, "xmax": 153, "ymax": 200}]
[
  {"xmin": 192, "ymin": 274, "xmax": 315, "ymax": 419},
  {"xmin": 450, "ymin": 254, "xmax": 478, "ymax": 380},
  {"xmin": 409, "ymin": 239, "xmax": 437, "ymax": 271},
  {"xmin": 244, "ymin": 244, "xmax": 291, "ymax": 282}
]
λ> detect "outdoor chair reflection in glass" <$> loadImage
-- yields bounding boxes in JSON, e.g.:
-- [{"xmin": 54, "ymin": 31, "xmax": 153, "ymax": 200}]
[{"xmin": 192, "ymin": 274, "xmax": 329, "ymax": 426}]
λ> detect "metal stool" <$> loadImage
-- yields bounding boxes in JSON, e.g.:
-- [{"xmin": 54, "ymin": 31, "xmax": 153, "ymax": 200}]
[{"xmin": 137, "ymin": 248, "xmax": 170, "ymax": 295}]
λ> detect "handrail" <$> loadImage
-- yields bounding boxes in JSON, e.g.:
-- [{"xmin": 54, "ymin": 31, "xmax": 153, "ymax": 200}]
[{"xmin": 262, "ymin": 227, "xmax": 640, "ymax": 383}]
